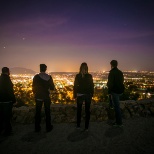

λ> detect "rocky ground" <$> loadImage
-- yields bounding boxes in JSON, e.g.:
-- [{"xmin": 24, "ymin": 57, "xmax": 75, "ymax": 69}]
[{"xmin": 0, "ymin": 117, "xmax": 154, "ymax": 154}]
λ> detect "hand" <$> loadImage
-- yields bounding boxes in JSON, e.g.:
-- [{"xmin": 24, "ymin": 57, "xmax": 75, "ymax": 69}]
[
  {"xmin": 13, "ymin": 102, "xmax": 18, "ymax": 106},
  {"xmin": 73, "ymin": 98, "xmax": 77, "ymax": 101},
  {"xmin": 53, "ymin": 89, "xmax": 59, "ymax": 94}
]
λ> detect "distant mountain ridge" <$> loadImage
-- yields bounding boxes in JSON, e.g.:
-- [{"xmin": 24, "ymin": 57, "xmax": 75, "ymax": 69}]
[{"xmin": 10, "ymin": 67, "xmax": 36, "ymax": 74}]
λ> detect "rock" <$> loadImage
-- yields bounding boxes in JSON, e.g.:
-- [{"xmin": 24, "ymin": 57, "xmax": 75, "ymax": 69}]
[{"xmin": 11, "ymin": 99, "xmax": 154, "ymax": 124}]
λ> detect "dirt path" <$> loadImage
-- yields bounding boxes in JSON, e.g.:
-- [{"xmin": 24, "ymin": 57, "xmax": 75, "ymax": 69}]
[{"xmin": 0, "ymin": 117, "xmax": 154, "ymax": 154}]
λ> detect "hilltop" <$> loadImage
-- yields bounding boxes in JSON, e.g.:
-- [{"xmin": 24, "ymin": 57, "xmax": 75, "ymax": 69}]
[
  {"xmin": 10, "ymin": 67, "xmax": 36, "ymax": 74},
  {"xmin": 0, "ymin": 117, "xmax": 154, "ymax": 154}
]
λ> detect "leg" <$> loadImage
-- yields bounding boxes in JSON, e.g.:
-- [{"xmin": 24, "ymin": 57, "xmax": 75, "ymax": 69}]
[
  {"xmin": 2, "ymin": 103, "xmax": 13, "ymax": 135},
  {"xmin": 44, "ymin": 99, "xmax": 52, "ymax": 132},
  {"xmin": 111, "ymin": 93, "xmax": 122, "ymax": 125},
  {"xmin": 76, "ymin": 96, "xmax": 83, "ymax": 127},
  {"xmin": 0, "ymin": 103, "xmax": 3, "ymax": 133},
  {"xmin": 6, "ymin": 103, "xmax": 13, "ymax": 133},
  {"xmin": 84, "ymin": 95, "xmax": 91, "ymax": 129},
  {"xmin": 35, "ymin": 100, "xmax": 43, "ymax": 132},
  {"xmin": 109, "ymin": 95, "xmax": 113, "ymax": 108}
]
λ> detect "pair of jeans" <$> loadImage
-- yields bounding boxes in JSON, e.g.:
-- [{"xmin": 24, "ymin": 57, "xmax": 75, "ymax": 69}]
[
  {"xmin": 76, "ymin": 94, "xmax": 92, "ymax": 129},
  {"xmin": 110, "ymin": 93, "xmax": 122, "ymax": 125},
  {"xmin": 35, "ymin": 99, "xmax": 52, "ymax": 130},
  {"xmin": 0, "ymin": 102, "xmax": 13, "ymax": 134},
  {"xmin": 109, "ymin": 95, "xmax": 113, "ymax": 108}
]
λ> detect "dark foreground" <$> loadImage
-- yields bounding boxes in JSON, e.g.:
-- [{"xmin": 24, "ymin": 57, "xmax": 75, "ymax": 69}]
[{"xmin": 0, "ymin": 117, "xmax": 154, "ymax": 154}]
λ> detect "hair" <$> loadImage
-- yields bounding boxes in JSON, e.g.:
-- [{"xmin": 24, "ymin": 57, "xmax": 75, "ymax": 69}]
[
  {"xmin": 79, "ymin": 62, "xmax": 88, "ymax": 77},
  {"xmin": 40, "ymin": 64, "xmax": 47, "ymax": 72},
  {"xmin": 110, "ymin": 60, "xmax": 118, "ymax": 67},
  {"xmin": 2, "ymin": 67, "xmax": 9, "ymax": 74}
]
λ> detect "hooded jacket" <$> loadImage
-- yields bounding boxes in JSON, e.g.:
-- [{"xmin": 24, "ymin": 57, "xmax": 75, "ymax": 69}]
[
  {"xmin": 0, "ymin": 74, "xmax": 16, "ymax": 103},
  {"xmin": 32, "ymin": 73, "xmax": 55, "ymax": 99}
]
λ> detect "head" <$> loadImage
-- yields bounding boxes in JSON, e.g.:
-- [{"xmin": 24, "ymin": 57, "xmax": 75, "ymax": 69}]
[
  {"xmin": 2, "ymin": 67, "xmax": 10, "ymax": 75},
  {"xmin": 110, "ymin": 60, "xmax": 118, "ymax": 69},
  {"xmin": 40, "ymin": 64, "xmax": 47, "ymax": 72},
  {"xmin": 79, "ymin": 62, "xmax": 88, "ymax": 77}
]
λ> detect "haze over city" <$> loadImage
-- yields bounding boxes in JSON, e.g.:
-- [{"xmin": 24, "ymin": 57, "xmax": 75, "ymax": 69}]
[{"xmin": 0, "ymin": 0, "xmax": 154, "ymax": 72}]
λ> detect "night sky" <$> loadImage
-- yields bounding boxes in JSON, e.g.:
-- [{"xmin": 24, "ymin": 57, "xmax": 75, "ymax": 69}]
[{"xmin": 0, "ymin": 0, "xmax": 154, "ymax": 72}]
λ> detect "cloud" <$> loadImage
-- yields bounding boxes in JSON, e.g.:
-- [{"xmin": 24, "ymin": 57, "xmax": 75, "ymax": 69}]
[{"xmin": 1, "ymin": 15, "xmax": 69, "ymax": 31}]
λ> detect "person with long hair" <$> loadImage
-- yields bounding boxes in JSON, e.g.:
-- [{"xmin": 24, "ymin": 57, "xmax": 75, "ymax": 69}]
[{"xmin": 73, "ymin": 62, "xmax": 94, "ymax": 131}]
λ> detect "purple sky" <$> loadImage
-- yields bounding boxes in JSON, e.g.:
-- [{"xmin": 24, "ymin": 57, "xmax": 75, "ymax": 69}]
[{"xmin": 0, "ymin": 0, "xmax": 154, "ymax": 72}]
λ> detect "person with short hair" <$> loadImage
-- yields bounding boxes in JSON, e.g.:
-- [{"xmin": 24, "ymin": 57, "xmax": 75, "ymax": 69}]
[
  {"xmin": 32, "ymin": 64, "xmax": 55, "ymax": 132},
  {"xmin": 107, "ymin": 60, "xmax": 125, "ymax": 126},
  {"xmin": 0, "ymin": 67, "xmax": 16, "ymax": 136},
  {"xmin": 73, "ymin": 62, "xmax": 94, "ymax": 131}
]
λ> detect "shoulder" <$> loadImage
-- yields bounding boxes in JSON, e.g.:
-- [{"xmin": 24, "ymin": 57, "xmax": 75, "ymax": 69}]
[
  {"xmin": 45, "ymin": 73, "xmax": 52, "ymax": 78},
  {"xmin": 86, "ymin": 73, "xmax": 92, "ymax": 78},
  {"xmin": 76, "ymin": 73, "xmax": 80, "ymax": 76},
  {"xmin": 84, "ymin": 74, "xmax": 93, "ymax": 80},
  {"xmin": 117, "ymin": 68, "xmax": 123, "ymax": 75},
  {"xmin": 33, "ymin": 74, "xmax": 40, "ymax": 80},
  {"xmin": 33, "ymin": 74, "xmax": 39, "ymax": 78},
  {"xmin": 49, "ymin": 75, "xmax": 53, "ymax": 80},
  {"xmin": 88, "ymin": 73, "xmax": 92, "ymax": 77},
  {"xmin": 75, "ymin": 74, "xmax": 81, "ymax": 78},
  {"xmin": 1, "ymin": 74, "xmax": 10, "ymax": 80}
]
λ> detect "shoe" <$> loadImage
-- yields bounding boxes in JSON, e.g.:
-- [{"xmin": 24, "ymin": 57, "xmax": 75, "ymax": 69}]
[
  {"xmin": 35, "ymin": 126, "xmax": 41, "ymax": 132},
  {"xmin": 109, "ymin": 106, "xmax": 114, "ymax": 109},
  {"xmin": 84, "ymin": 129, "xmax": 88, "ymax": 132},
  {"xmin": 3, "ymin": 130, "xmax": 13, "ymax": 136},
  {"xmin": 46, "ymin": 125, "xmax": 53, "ymax": 132},
  {"xmin": 113, "ymin": 122, "xmax": 123, "ymax": 127},
  {"xmin": 82, "ymin": 128, "xmax": 88, "ymax": 132},
  {"xmin": 76, "ymin": 126, "xmax": 81, "ymax": 131},
  {"xmin": 76, "ymin": 124, "xmax": 81, "ymax": 129},
  {"xmin": 35, "ymin": 128, "xmax": 41, "ymax": 132}
]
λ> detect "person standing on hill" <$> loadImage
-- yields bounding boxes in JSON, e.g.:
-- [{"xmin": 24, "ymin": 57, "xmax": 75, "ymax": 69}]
[
  {"xmin": 32, "ymin": 64, "xmax": 55, "ymax": 132},
  {"xmin": 107, "ymin": 60, "xmax": 125, "ymax": 126},
  {"xmin": 0, "ymin": 67, "xmax": 16, "ymax": 136},
  {"xmin": 73, "ymin": 62, "xmax": 94, "ymax": 131}
]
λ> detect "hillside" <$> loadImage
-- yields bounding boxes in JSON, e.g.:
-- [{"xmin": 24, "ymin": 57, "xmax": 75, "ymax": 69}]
[{"xmin": 10, "ymin": 67, "xmax": 36, "ymax": 74}]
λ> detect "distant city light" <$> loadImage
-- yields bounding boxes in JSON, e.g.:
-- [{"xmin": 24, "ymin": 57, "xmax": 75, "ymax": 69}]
[{"xmin": 10, "ymin": 71, "xmax": 154, "ymax": 105}]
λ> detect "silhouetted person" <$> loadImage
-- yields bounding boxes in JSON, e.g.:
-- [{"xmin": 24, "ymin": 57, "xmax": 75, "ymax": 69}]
[
  {"xmin": 73, "ymin": 62, "xmax": 94, "ymax": 131},
  {"xmin": 0, "ymin": 67, "xmax": 16, "ymax": 136},
  {"xmin": 32, "ymin": 64, "xmax": 55, "ymax": 132},
  {"xmin": 107, "ymin": 60, "xmax": 125, "ymax": 126}
]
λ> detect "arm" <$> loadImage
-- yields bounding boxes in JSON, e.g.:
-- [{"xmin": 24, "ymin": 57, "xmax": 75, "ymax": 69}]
[
  {"xmin": 90, "ymin": 75, "xmax": 94, "ymax": 97},
  {"xmin": 49, "ymin": 76, "xmax": 55, "ymax": 90},
  {"xmin": 107, "ymin": 72, "xmax": 114, "ymax": 94},
  {"xmin": 32, "ymin": 75, "xmax": 37, "ymax": 95},
  {"xmin": 73, "ymin": 75, "xmax": 78, "ymax": 99},
  {"xmin": 7, "ymin": 78, "xmax": 16, "ymax": 104}
]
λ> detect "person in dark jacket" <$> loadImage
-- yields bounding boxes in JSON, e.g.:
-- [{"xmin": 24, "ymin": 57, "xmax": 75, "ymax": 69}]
[
  {"xmin": 0, "ymin": 67, "xmax": 16, "ymax": 136},
  {"xmin": 73, "ymin": 62, "xmax": 94, "ymax": 131},
  {"xmin": 32, "ymin": 64, "xmax": 55, "ymax": 132},
  {"xmin": 107, "ymin": 60, "xmax": 125, "ymax": 126}
]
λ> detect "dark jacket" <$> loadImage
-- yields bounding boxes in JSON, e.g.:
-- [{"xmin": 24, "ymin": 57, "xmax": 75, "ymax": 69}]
[
  {"xmin": 73, "ymin": 73, "xmax": 94, "ymax": 98},
  {"xmin": 107, "ymin": 67, "xmax": 125, "ymax": 94},
  {"xmin": 32, "ymin": 73, "xmax": 55, "ymax": 99},
  {"xmin": 0, "ymin": 74, "xmax": 16, "ymax": 103}
]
